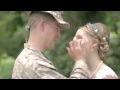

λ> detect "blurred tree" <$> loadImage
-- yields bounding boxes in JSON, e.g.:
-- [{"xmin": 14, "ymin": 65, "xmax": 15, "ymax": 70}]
[{"xmin": 0, "ymin": 11, "xmax": 27, "ymax": 58}]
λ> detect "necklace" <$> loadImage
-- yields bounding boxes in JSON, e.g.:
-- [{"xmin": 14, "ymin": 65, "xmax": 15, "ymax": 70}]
[{"xmin": 90, "ymin": 61, "xmax": 103, "ymax": 78}]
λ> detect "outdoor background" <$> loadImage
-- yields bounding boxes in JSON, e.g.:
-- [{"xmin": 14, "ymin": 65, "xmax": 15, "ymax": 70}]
[{"xmin": 0, "ymin": 11, "xmax": 120, "ymax": 79}]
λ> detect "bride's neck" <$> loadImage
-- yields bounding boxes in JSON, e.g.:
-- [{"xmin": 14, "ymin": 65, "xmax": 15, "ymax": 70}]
[{"xmin": 87, "ymin": 54, "xmax": 102, "ymax": 73}]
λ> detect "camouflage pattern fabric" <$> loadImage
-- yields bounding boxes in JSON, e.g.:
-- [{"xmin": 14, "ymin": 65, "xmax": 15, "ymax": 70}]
[{"xmin": 12, "ymin": 43, "xmax": 90, "ymax": 79}]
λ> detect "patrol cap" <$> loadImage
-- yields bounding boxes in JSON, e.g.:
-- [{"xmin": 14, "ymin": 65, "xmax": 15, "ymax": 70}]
[{"xmin": 25, "ymin": 11, "xmax": 70, "ymax": 30}]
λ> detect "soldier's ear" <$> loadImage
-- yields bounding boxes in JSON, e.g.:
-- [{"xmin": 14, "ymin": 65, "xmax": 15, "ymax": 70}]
[{"xmin": 38, "ymin": 20, "xmax": 45, "ymax": 32}]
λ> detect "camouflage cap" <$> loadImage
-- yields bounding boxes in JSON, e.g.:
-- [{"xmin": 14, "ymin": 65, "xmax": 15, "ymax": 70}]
[{"xmin": 25, "ymin": 11, "xmax": 70, "ymax": 30}]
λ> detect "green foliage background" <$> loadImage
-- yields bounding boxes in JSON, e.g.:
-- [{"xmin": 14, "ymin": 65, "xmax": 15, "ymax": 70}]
[{"xmin": 0, "ymin": 11, "xmax": 120, "ymax": 79}]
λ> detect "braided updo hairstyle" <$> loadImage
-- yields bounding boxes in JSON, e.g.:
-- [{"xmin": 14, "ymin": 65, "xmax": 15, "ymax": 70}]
[{"xmin": 84, "ymin": 23, "xmax": 110, "ymax": 60}]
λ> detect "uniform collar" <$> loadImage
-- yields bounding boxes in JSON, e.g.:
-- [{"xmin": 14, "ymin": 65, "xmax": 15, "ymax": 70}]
[{"xmin": 24, "ymin": 43, "xmax": 54, "ymax": 66}]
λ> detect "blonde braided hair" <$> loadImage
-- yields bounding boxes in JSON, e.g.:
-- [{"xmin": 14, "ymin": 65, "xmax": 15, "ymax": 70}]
[{"xmin": 83, "ymin": 23, "xmax": 110, "ymax": 60}]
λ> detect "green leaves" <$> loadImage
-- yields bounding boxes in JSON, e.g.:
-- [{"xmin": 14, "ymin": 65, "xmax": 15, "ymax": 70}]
[{"xmin": 0, "ymin": 53, "xmax": 14, "ymax": 79}]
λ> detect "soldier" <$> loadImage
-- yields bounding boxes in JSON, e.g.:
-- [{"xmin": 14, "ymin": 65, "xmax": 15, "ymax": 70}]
[{"xmin": 12, "ymin": 11, "xmax": 90, "ymax": 79}]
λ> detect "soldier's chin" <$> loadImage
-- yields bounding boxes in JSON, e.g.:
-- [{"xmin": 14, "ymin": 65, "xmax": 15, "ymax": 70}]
[{"xmin": 49, "ymin": 44, "xmax": 55, "ymax": 50}]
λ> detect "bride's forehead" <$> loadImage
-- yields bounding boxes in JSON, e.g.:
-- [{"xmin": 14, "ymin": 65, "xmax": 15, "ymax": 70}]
[{"xmin": 76, "ymin": 29, "xmax": 85, "ymax": 34}]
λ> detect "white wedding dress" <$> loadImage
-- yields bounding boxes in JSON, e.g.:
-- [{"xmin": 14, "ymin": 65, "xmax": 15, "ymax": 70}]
[{"xmin": 91, "ymin": 64, "xmax": 118, "ymax": 79}]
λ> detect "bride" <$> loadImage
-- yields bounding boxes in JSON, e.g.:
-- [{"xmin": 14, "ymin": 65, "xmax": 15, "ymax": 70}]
[{"xmin": 67, "ymin": 23, "xmax": 118, "ymax": 79}]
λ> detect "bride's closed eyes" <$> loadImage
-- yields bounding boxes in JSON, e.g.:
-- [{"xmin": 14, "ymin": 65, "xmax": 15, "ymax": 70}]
[{"xmin": 76, "ymin": 35, "xmax": 83, "ymax": 39}]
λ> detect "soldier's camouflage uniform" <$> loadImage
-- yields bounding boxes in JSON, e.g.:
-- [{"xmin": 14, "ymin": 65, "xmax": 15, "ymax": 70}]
[{"xmin": 12, "ymin": 43, "xmax": 90, "ymax": 79}]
